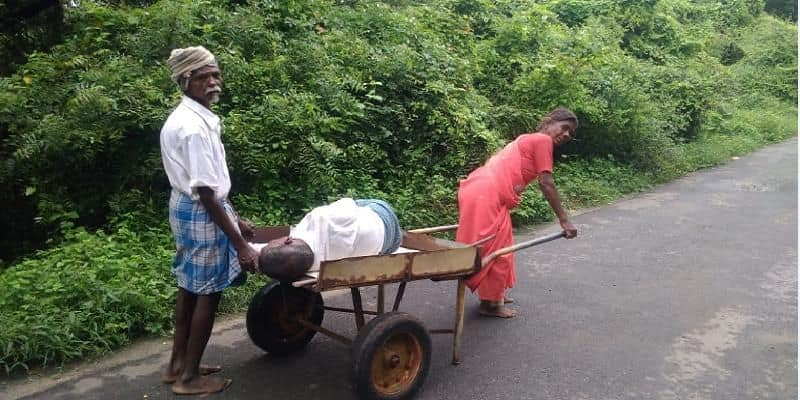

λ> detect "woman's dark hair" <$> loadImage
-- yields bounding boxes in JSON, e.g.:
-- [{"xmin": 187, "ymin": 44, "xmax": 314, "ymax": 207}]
[{"xmin": 537, "ymin": 107, "xmax": 579, "ymax": 131}]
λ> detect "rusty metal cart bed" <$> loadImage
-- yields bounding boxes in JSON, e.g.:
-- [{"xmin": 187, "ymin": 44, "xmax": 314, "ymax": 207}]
[{"xmin": 246, "ymin": 225, "xmax": 563, "ymax": 400}]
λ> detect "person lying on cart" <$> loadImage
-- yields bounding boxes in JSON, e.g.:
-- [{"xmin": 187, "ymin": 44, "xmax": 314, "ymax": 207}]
[{"xmin": 253, "ymin": 198, "xmax": 403, "ymax": 282}]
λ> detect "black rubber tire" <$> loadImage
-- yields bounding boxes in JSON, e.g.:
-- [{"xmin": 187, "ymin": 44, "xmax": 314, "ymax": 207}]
[
  {"xmin": 246, "ymin": 281, "xmax": 324, "ymax": 356},
  {"xmin": 351, "ymin": 312, "xmax": 432, "ymax": 400}
]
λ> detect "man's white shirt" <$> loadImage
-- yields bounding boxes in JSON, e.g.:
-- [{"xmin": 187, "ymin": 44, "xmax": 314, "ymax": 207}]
[
  {"xmin": 160, "ymin": 96, "xmax": 231, "ymax": 200},
  {"xmin": 290, "ymin": 198, "xmax": 385, "ymax": 269}
]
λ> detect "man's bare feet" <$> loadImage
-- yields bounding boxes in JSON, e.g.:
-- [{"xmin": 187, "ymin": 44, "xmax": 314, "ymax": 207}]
[
  {"xmin": 162, "ymin": 365, "xmax": 223, "ymax": 384},
  {"xmin": 478, "ymin": 301, "xmax": 517, "ymax": 318},
  {"xmin": 172, "ymin": 375, "xmax": 232, "ymax": 395}
]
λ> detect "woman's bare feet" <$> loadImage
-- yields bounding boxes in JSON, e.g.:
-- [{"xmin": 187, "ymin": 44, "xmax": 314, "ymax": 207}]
[
  {"xmin": 172, "ymin": 375, "xmax": 232, "ymax": 395},
  {"xmin": 161, "ymin": 365, "xmax": 222, "ymax": 384},
  {"xmin": 478, "ymin": 301, "xmax": 517, "ymax": 318}
]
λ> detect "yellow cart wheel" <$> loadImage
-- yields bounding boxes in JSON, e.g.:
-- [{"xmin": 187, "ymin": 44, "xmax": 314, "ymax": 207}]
[{"xmin": 351, "ymin": 312, "xmax": 431, "ymax": 400}]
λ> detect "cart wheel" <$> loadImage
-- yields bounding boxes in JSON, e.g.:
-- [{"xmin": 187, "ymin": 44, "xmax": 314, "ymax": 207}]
[
  {"xmin": 351, "ymin": 312, "xmax": 431, "ymax": 400},
  {"xmin": 246, "ymin": 281, "xmax": 324, "ymax": 356}
]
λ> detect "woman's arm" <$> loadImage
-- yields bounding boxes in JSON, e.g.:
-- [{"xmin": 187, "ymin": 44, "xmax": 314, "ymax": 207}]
[{"xmin": 537, "ymin": 172, "xmax": 577, "ymax": 238}]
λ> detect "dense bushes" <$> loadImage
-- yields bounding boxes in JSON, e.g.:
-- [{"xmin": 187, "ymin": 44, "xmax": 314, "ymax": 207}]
[
  {"xmin": 0, "ymin": 227, "xmax": 174, "ymax": 373},
  {"xmin": 1, "ymin": 0, "xmax": 795, "ymax": 260},
  {"xmin": 0, "ymin": 0, "xmax": 795, "ymax": 373},
  {"xmin": 765, "ymin": 0, "xmax": 797, "ymax": 21}
]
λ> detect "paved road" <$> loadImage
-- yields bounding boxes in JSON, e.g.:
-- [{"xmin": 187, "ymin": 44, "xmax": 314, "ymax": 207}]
[{"xmin": 4, "ymin": 139, "xmax": 797, "ymax": 400}]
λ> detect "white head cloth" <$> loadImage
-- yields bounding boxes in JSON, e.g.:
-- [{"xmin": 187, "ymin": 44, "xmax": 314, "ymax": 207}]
[{"xmin": 167, "ymin": 46, "xmax": 217, "ymax": 84}]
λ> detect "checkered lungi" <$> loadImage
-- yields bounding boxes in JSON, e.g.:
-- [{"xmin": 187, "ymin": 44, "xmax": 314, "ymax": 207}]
[{"xmin": 168, "ymin": 189, "xmax": 244, "ymax": 294}]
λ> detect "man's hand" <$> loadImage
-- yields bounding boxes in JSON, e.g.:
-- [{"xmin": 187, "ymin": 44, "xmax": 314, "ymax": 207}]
[
  {"xmin": 238, "ymin": 218, "xmax": 255, "ymax": 241},
  {"xmin": 560, "ymin": 220, "xmax": 578, "ymax": 239},
  {"xmin": 237, "ymin": 244, "xmax": 260, "ymax": 273},
  {"xmin": 197, "ymin": 188, "xmax": 260, "ymax": 272}
]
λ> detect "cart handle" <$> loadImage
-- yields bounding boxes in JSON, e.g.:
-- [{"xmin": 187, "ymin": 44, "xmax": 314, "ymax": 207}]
[
  {"xmin": 481, "ymin": 231, "xmax": 566, "ymax": 267},
  {"xmin": 407, "ymin": 224, "xmax": 459, "ymax": 234},
  {"xmin": 468, "ymin": 234, "xmax": 496, "ymax": 248}
]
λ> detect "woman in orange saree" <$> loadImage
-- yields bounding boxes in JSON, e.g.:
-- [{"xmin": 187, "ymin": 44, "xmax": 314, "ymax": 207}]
[{"xmin": 457, "ymin": 108, "xmax": 579, "ymax": 318}]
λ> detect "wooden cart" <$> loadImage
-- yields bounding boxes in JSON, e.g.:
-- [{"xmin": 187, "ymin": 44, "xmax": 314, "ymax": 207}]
[{"xmin": 246, "ymin": 225, "xmax": 564, "ymax": 400}]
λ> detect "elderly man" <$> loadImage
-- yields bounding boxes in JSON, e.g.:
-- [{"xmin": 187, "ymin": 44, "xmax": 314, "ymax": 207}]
[
  {"xmin": 254, "ymin": 198, "xmax": 403, "ymax": 282},
  {"xmin": 159, "ymin": 45, "xmax": 259, "ymax": 395}
]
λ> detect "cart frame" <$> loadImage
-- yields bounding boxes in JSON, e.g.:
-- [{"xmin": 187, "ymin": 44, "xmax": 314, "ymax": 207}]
[{"xmin": 247, "ymin": 225, "xmax": 564, "ymax": 399}]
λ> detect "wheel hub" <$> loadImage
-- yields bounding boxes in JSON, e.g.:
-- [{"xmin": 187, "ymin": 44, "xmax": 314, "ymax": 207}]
[
  {"xmin": 385, "ymin": 352, "xmax": 401, "ymax": 368},
  {"xmin": 371, "ymin": 332, "xmax": 423, "ymax": 395}
]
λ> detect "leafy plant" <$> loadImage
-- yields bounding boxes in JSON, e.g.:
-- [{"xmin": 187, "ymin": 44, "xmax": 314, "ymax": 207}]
[{"xmin": 0, "ymin": 227, "xmax": 175, "ymax": 374}]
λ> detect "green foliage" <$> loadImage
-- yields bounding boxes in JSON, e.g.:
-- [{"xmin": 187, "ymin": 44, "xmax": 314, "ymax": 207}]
[
  {"xmin": 1, "ymin": 0, "xmax": 795, "ymax": 260},
  {"xmin": 0, "ymin": 226, "xmax": 175, "ymax": 374},
  {"xmin": 218, "ymin": 274, "xmax": 273, "ymax": 314},
  {"xmin": 0, "ymin": 1, "xmax": 66, "ymax": 75},
  {"xmin": 547, "ymin": 0, "xmax": 616, "ymax": 27},
  {"xmin": 557, "ymin": 156, "xmax": 653, "ymax": 206},
  {"xmin": 731, "ymin": 14, "xmax": 797, "ymax": 103},
  {"xmin": 512, "ymin": 155, "xmax": 652, "ymax": 225},
  {"xmin": 765, "ymin": 0, "xmax": 797, "ymax": 20}
]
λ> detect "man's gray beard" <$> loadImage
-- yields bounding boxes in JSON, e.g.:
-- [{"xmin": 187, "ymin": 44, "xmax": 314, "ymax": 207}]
[{"xmin": 208, "ymin": 92, "xmax": 220, "ymax": 104}]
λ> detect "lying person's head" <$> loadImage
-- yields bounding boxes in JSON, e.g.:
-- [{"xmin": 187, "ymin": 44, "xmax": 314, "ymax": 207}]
[{"xmin": 257, "ymin": 237, "xmax": 315, "ymax": 282}]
